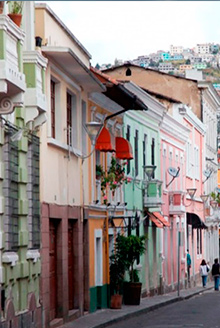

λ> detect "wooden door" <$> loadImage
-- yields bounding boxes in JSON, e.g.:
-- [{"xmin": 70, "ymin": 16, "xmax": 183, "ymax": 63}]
[
  {"xmin": 68, "ymin": 222, "xmax": 74, "ymax": 309},
  {"xmin": 49, "ymin": 220, "xmax": 57, "ymax": 320}
]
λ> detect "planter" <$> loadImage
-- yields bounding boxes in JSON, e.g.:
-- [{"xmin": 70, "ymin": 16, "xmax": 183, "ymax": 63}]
[
  {"xmin": 110, "ymin": 294, "xmax": 122, "ymax": 309},
  {"xmin": 0, "ymin": 1, "xmax": 4, "ymax": 14},
  {"xmin": 123, "ymin": 282, "xmax": 142, "ymax": 305},
  {"xmin": 35, "ymin": 36, "xmax": 42, "ymax": 47},
  {"xmin": 8, "ymin": 13, "xmax": 22, "ymax": 27}
]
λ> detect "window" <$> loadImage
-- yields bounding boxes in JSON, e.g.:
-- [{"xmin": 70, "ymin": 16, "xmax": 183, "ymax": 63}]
[
  {"xmin": 95, "ymin": 229, "xmax": 103, "ymax": 286},
  {"xmin": 134, "ymin": 130, "xmax": 139, "ymax": 177},
  {"xmin": 126, "ymin": 68, "xmax": 131, "ymax": 76},
  {"xmin": 143, "ymin": 134, "xmax": 147, "ymax": 168},
  {"xmin": 3, "ymin": 132, "xmax": 19, "ymax": 251},
  {"xmin": 81, "ymin": 100, "xmax": 87, "ymax": 155},
  {"xmin": 126, "ymin": 125, "xmax": 131, "ymax": 175},
  {"xmin": 197, "ymin": 229, "xmax": 202, "ymax": 255},
  {"xmin": 27, "ymin": 136, "xmax": 40, "ymax": 249},
  {"xmin": 67, "ymin": 92, "xmax": 72, "ymax": 146},
  {"xmin": 51, "ymin": 80, "xmax": 56, "ymax": 138},
  {"xmin": 151, "ymin": 138, "xmax": 155, "ymax": 178}
]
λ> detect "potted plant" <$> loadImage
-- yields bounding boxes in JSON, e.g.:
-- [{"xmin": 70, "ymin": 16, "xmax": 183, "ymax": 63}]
[
  {"xmin": 121, "ymin": 234, "xmax": 146, "ymax": 305},
  {"xmin": 7, "ymin": 1, "xmax": 23, "ymax": 27},
  {"xmin": 109, "ymin": 235, "xmax": 127, "ymax": 309},
  {"xmin": 0, "ymin": 1, "xmax": 5, "ymax": 14}
]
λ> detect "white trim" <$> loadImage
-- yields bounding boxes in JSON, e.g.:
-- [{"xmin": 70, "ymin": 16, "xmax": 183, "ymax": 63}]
[
  {"xmin": 2, "ymin": 252, "xmax": 18, "ymax": 267},
  {"xmin": 94, "ymin": 229, "xmax": 103, "ymax": 286},
  {"xmin": 50, "ymin": 63, "xmax": 81, "ymax": 92}
]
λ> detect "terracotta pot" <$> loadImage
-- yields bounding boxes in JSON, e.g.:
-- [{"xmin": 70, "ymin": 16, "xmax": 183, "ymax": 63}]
[
  {"xmin": 123, "ymin": 282, "xmax": 142, "ymax": 305},
  {"xmin": 8, "ymin": 13, "xmax": 22, "ymax": 27},
  {"xmin": 0, "ymin": 1, "xmax": 4, "ymax": 14},
  {"xmin": 110, "ymin": 294, "xmax": 122, "ymax": 309}
]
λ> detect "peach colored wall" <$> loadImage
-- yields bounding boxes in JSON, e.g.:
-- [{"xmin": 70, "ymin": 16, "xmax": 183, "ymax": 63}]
[
  {"xmin": 105, "ymin": 66, "xmax": 201, "ymax": 119},
  {"xmin": 40, "ymin": 63, "xmax": 89, "ymax": 206},
  {"xmin": 35, "ymin": 5, "xmax": 90, "ymax": 67}
]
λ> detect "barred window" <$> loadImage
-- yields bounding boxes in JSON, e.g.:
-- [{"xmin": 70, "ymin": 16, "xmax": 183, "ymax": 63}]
[
  {"xmin": 3, "ymin": 132, "xmax": 19, "ymax": 251},
  {"xmin": 27, "ymin": 136, "xmax": 40, "ymax": 249}
]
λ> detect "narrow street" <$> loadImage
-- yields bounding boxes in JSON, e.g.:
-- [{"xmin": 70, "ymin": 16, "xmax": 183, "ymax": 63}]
[{"xmin": 108, "ymin": 290, "xmax": 220, "ymax": 328}]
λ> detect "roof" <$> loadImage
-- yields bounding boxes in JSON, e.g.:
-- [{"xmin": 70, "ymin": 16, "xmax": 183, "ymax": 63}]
[
  {"xmin": 103, "ymin": 62, "xmax": 199, "ymax": 83},
  {"xmin": 91, "ymin": 67, "xmax": 148, "ymax": 111},
  {"xmin": 42, "ymin": 48, "xmax": 105, "ymax": 93}
]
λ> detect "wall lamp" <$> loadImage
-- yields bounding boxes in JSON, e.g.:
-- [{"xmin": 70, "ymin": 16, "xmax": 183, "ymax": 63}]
[
  {"xmin": 69, "ymin": 121, "xmax": 103, "ymax": 161},
  {"xmin": 143, "ymin": 165, "xmax": 157, "ymax": 181},
  {"xmin": 84, "ymin": 121, "xmax": 103, "ymax": 146},
  {"xmin": 187, "ymin": 188, "xmax": 197, "ymax": 199}
]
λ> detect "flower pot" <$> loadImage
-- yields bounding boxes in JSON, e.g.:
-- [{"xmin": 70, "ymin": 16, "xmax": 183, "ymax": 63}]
[
  {"xmin": 0, "ymin": 1, "xmax": 4, "ymax": 14},
  {"xmin": 110, "ymin": 294, "xmax": 122, "ymax": 309},
  {"xmin": 8, "ymin": 13, "xmax": 22, "ymax": 27},
  {"xmin": 35, "ymin": 36, "xmax": 42, "ymax": 47},
  {"xmin": 123, "ymin": 282, "xmax": 142, "ymax": 305}
]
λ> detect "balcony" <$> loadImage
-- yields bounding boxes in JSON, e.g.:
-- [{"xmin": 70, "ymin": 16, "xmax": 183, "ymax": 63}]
[
  {"xmin": 0, "ymin": 15, "xmax": 26, "ymax": 114},
  {"xmin": 169, "ymin": 191, "xmax": 185, "ymax": 215},
  {"xmin": 23, "ymin": 51, "xmax": 48, "ymax": 125},
  {"xmin": 143, "ymin": 179, "xmax": 163, "ymax": 208}
]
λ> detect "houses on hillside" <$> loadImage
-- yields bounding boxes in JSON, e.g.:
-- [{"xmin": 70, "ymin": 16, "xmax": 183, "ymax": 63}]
[{"xmin": 0, "ymin": 2, "xmax": 220, "ymax": 328}]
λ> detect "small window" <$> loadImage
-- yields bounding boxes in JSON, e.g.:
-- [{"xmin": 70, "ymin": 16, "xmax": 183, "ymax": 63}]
[
  {"xmin": 3, "ymin": 131, "xmax": 19, "ymax": 251},
  {"xmin": 126, "ymin": 125, "xmax": 131, "ymax": 174},
  {"xmin": 51, "ymin": 80, "xmax": 56, "ymax": 138},
  {"xmin": 134, "ymin": 130, "xmax": 139, "ymax": 177},
  {"xmin": 67, "ymin": 92, "xmax": 72, "ymax": 146},
  {"xmin": 126, "ymin": 68, "xmax": 132, "ymax": 76}
]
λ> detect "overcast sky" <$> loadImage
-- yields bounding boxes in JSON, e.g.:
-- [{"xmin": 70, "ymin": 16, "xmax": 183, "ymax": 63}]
[{"xmin": 38, "ymin": 1, "xmax": 220, "ymax": 66}]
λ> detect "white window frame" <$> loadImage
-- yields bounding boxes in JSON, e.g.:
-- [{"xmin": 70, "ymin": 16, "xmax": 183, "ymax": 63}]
[{"xmin": 95, "ymin": 229, "xmax": 103, "ymax": 286}]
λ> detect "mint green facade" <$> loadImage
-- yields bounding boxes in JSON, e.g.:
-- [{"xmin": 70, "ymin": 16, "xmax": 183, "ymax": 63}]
[
  {"xmin": 123, "ymin": 110, "xmax": 162, "ymax": 296},
  {"xmin": 89, "ymin": 284, "xmax": 109, "ymax": 313},
  {"xmin": 0, "ymin": 9, "xmax": 47, "ymax": 326}
]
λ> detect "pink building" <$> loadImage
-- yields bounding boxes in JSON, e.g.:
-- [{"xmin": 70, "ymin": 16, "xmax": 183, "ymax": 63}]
[{"xmin": 160, "ymin": 101, "xmax": 206, "ymax": 292}]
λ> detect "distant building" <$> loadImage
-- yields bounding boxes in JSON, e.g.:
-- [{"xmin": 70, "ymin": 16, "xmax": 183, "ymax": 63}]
[
  {"xmin": 196, "ymin": 43, "xmax": 211, "ymax": 54},
  {"xmin": 158, "ymin": 62, "xmax": 174, "ymax": 72},
  {"xmin": 170, "ymin": 44, "xmax": 183, "ymax": 55}
]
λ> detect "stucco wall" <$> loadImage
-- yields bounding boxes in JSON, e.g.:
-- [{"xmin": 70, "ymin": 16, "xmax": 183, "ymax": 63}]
[
  {"xmin": 105, "ymin": 66, "xmax": 202, "ymax": 119},
  {"xmin": 35, "ymin": 6, "xmax": 90, "ymax": 67}
]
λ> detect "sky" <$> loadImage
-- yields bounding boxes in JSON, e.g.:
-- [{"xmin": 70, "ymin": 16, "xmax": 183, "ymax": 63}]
[{"xmin": 37, "ymin": 1, "xmax": 220, "ymax": 66}]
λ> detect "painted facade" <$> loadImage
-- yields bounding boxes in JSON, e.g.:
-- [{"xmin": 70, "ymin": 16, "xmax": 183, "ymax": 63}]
[
  {"xmin": 0, "ymin": 2, "xmax": 47, "ymax": 327},
  {"xmin": 35, "ymin": 3, "xmax": 104, "ymax": 328},
  {"xmin": 87, "ymin": 70, "xmax": 148, "ymax": 312},
  {"xmin": 121, "ymin": 82, "xmax": 166, "ymax": 296},
  {"xmin": 104, "ymin": 64, "xmax": 220, "ymax": 290}
]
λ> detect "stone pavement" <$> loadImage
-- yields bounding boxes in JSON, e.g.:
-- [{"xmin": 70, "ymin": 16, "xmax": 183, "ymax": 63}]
[{"xmin": 61, "ymin": 282, "xmax": 214, "ymax": 328}]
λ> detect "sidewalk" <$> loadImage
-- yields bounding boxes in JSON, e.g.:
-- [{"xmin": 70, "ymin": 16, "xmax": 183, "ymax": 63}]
[{"xmin": 61, "ymin": 282, "xmax": 214, "ymax": 328}]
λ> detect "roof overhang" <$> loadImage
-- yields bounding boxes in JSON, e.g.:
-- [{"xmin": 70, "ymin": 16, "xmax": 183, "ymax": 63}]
[{"xmin": 41, "ymin": 46, "xmax": 105, "ymax": 93}]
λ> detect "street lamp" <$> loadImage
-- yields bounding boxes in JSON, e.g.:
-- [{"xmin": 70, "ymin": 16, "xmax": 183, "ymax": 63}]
[
  {"xmin": 143, "ymin": 165, "xmax": 156, "ymax": 181},
  {"xmin": 186, "ymin": 188, "xmax": 197, "ymax": 199},
  {"xmin": 84, "ymin": 121, "xmax": 103, "ymax": 146}
]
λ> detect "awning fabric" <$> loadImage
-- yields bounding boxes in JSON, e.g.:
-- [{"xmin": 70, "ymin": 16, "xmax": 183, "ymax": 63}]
[
  {"xmin": 115, "ymin": 137, "xmax": 133, "ymax": 160},
  {"xmin": 152, "ymin": 212, "xmax": 170, "ymax": 227},
  {"xmin": 95, "ymin": 126, "xmax": 115, "ymax": 152},
  {"xmin": 187, "ymin": 212, "xmax": 207, "ymax": 229},
  {"xmin": 148, "ymin": 212, "xmax": 164, "ymax": 228}
]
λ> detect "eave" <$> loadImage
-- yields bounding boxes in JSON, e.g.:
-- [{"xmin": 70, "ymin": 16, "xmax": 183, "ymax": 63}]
[{"xmin": 41, "ymin": 46, "xmax": 105, "ymax": 93}]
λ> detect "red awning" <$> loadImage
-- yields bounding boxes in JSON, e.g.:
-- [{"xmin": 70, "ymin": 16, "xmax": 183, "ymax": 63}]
[
  {"xmin": 95, "ymin": 126, "xmax": 115, "ymax": 152},
  {"xmin": 115, "ymin": 137, "xmax": 133, "ymax": 160},
  {"xmin": 152, "ymin": 212, "xmax": 170, "ymax": 227},
  {"xmin": 148, "ymin": 212, "xmax": 164, "ymax": 228}
]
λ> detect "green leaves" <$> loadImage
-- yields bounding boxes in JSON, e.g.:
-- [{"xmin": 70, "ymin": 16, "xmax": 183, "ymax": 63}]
[{"xmin": 110, "ymin": 234, "xmax": 147, "ymax": 284}]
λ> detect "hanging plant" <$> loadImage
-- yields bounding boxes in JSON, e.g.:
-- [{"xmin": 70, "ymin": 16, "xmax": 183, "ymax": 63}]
[{"xmin": 100, "ymin": 156, "xmax": 131, "ymax": 202}]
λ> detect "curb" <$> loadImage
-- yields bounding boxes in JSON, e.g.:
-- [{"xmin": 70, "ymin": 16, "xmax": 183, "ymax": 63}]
[{"xmin": 92, "ymin": 287, "xmax": 213, "ymax": 328}]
